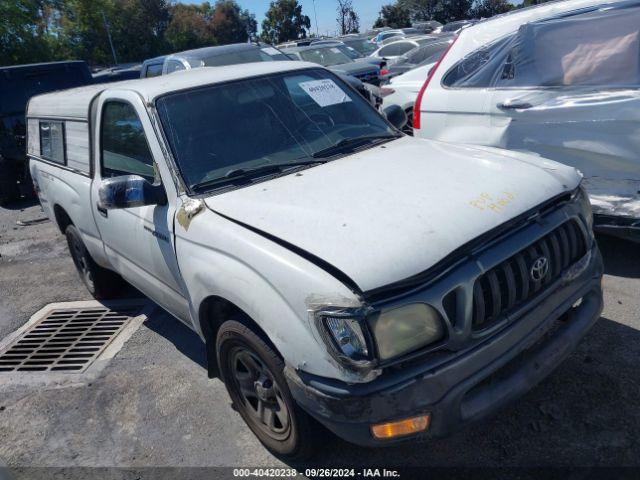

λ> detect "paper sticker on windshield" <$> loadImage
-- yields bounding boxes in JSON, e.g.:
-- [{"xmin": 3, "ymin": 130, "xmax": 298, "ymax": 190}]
[
  {"xmin": 330, "ymin": 47, "xmax": 341, "ymax": 53},
  {"xmin": 261, "ymin": 47, "xmax": 281, "ymax": 56},
  {"xmin": 299, "ymin": 79, "xmax": 352, "ymax": 107}
]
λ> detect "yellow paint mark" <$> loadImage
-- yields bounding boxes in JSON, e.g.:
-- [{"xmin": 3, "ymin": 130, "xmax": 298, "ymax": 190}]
[{"xmin": 470, "ymin": 191, "xmax": 516, "ymax": 213}]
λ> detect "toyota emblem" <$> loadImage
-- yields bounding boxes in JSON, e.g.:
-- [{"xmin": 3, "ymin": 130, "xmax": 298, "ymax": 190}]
[{"xmin": 530, "ymin": 257, "xmax": 549, "ymax": 282}]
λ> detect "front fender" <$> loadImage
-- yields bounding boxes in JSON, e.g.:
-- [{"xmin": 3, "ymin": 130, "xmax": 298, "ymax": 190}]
[{"xmin": 176, "ymin": 207, "xmax": 366, "ymax": 382}]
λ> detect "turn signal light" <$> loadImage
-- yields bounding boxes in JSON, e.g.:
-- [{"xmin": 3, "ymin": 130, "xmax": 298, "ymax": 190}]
[{"xmin": 371, "ymin": 414, "xmax": 430, "ymax": 440}]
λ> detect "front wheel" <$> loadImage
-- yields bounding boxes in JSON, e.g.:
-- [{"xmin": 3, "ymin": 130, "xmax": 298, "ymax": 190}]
[
  {"xmin": 65, "ymin": 225, "xmax": 124, "ymax": 299},
  {"xmin": 217, "ymin": 320, "xmax": 321, "ymax": 460}
]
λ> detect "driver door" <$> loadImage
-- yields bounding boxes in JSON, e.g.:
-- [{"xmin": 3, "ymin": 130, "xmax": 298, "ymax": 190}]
[{"xmin": 90, "ymin": 91, "xmax": 190, "ymax": 321}]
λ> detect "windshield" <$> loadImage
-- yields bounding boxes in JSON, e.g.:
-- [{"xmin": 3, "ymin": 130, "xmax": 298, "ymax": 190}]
[
  {"xmin": 298, "ymin": 47, "xmax": 353, "ymax": 67},
  {"xmin": 397, "ymin": 41, "xmax": 451, "ymax": 66},
  {"xmin": 335, "ymin": 44, "xmax": 362, "ymax": 60},
  {"xmin": 157, "ymin": 69, "xmax": 395, "ymax": 193},
  {"xmin": 201, "ymin": 47, "xmax": 289, "ymax": 67},
  {"xmin": 343, "ymin": 39, "xmax": 377, "ymax": 56}
]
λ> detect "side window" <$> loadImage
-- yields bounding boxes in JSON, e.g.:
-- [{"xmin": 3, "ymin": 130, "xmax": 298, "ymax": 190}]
[
  {"xmin": 101, "ymin": 102, "xmax": 156, "ymax": 182},
  {"xmin": 408, "ymin": 42, "xmax": 449, "ymax": 64},
  {"xmin": 39, "ymin": 121, "xmax": 66, "ymax": 165},
  {"xmin": 442, "ymin": 35, "xmax": 514, "ymax": 89},
  {"xmin": 379, "ymin": 42, "xmax": 413, "ymax": 57},
  {"xmin": 144, "ymin": 63, "xmax": 163, "ymax": 78},
  {"xmin": 165, "ymin": 60, "xmax": 186, "ymax": 74}
]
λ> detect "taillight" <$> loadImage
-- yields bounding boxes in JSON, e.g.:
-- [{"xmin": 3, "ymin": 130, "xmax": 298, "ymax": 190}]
[
  {"xmin": 413, "ymin": 36, "xmax": 458, "ymax": 131},
  {"xmin": 380, "ymin": 69, "xmax": 390, "ymax": 76}
]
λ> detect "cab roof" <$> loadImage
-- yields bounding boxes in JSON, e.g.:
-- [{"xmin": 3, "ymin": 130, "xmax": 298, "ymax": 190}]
[{"xmin": 27, "ymin": 61, "xmax": 318, "ymax": 120}]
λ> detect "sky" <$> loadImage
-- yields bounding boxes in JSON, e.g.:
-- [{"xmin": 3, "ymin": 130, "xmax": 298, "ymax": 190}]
[{"xmin": 183, "ymin": 0, "xmax": 389, "ymax": 36}]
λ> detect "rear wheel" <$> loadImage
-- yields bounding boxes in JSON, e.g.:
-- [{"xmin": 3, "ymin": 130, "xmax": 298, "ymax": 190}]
[
  {"xmin": 217, "ymin": 320, "xmax": 320, "ymax": 460},
  {"xmin": 65, "ymin": 224, "xmax": 124, "ymax": 299}
]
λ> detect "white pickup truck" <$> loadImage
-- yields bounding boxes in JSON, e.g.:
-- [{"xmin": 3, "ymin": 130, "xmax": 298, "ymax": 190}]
[{"xmin": 27, "ymin": 62, "xmax": 603, "ymax": 458}]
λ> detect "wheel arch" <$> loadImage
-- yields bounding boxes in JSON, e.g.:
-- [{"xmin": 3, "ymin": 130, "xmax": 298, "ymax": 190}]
[
  {"xmin": 53, "ymin": 204, "xmax": 74, "ymax": 233},
  {"xmin": 198, "ymin": 295, "xmax": 279, "ymax": 379}
]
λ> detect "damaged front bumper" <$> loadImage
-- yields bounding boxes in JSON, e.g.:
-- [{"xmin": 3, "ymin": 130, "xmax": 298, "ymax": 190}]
[{"xmin": 285, "ymin": 247, "xmax": 604, "ymax": 447}]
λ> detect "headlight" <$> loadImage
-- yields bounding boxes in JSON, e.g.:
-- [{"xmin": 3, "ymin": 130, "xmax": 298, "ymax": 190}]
[
  {"xmin": 369, "ymin": 303, "xmax": 445, "ymax": 361},
  {"xmin": 575, "ymin": 186, "xmax": 593, "ymax": 231},
  {"xmin": 316, "ymin": 310, "xmax": 371, "ymax": 362}
]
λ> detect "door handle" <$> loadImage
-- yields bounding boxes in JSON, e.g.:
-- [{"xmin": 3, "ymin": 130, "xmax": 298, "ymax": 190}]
[
  {"xmin": 497, "ymin": 101, "xmax": 533, "ymax": 110},
  {"xmin": 96, "ymin": 203, "xmax": 108, "ymax": 218}
]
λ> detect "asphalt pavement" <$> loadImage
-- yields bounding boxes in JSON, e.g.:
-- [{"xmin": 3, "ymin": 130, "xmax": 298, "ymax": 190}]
[{"xmin": 0, "ymin": 199, "xmax": 639, "ymax": 476}]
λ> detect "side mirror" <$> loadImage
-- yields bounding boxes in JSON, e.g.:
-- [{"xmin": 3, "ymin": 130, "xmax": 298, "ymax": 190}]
[
  {"xmin": 98, "ymin": 175, "xmax": 167, "ymax": 210},
  {"xmin": 383, "ymin": 104, "xmax": 408, "ymax": 131}
]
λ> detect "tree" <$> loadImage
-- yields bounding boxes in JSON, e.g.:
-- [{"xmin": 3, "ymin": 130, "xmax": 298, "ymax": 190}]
[
  {"xmin": 437, "ymin": 0, "xmax": 473, "ymax": 23},
  {"xmin": 398, "ymin": 0, "xmax": 441, "ymax": 21},
  {"xmin": 0, "ymin": 0, "xmax": 65, "ymax": 65},
  {"xmin": 211, "ymin": 0, "xmax": 257, "ymax": 44},
  {"xmin": 165, "ymin": 3, "xmax": 214, "ymax": 52},
  {"xmin": 57, "ymin": 0, "xmax": 118, "ymax": 66},
  {"xmin": 260, "ymin": 0, "xmax": 311, "ymax": 44},
  {"xmin": 472, "ymin": 0, "xmax": 512, "ymax": 18},
  {"xmin": 374, "ymin": 3, "xmax": 411, "ymax": 29},
  {"xmin": 109, "ymin": 0, "xmax": 170, "ymax": 62},
  {"xmin": 336, "ymin": 0, "xmax": 360, "ymax": 35}
]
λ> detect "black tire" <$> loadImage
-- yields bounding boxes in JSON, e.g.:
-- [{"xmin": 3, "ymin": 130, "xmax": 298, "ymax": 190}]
[
  {"xmin": 65, "ymin": 224, "xmax": 124, "ymax": 299},
  {"xmin": 217, "ymin": 320, "xmax": 321, "ymax": 460}
]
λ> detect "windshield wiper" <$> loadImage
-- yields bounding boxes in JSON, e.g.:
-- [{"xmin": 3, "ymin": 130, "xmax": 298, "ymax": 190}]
[
  {"xmin": 312, "ymin": 133, "xmax": 401, "ymax": 159},
  {"xmin": 190, "ymin": 160, "xmax": 326, "ymax": 192}
]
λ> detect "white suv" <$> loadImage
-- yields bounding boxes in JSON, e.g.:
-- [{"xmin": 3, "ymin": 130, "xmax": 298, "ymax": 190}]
[{"xmin": 414, "ymin": 0, "xmax": 640, "ymax": 242}]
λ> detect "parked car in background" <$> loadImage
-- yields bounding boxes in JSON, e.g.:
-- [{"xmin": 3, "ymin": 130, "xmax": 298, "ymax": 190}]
[
  {"xmin": 370, "ymin": 36, "xmax": 443, "ymax": 63},
  {"xmin": 382, "ymin": 35, "xmax": 455, "ymax": 80},
  {"xmin": 372, "ymin": 29, "xmax": 406, "ymax": 44},
  {"xmin": 282, "ymin": 43, "xmax": 381, "ymax": 85},
  {"xmin": 381, "ymin": 61, "xmax": 438, "ymax": 134},
  {"xmin": 336, "ymin": 35, "xmax": 378, "ymax": 56},
  {"xmin": 92, "ymin": 63, "xmax": 141, "ymax": 83},
  {"xmin": 439, "ymin": 19, "xmax": 477, "ymax": 33},
  {"xmin": 140, "ymin": 44, "xmax": 382, "ymax": 109},
  {"xmin": 413, "ymin": 20, "xmax": 443, "ymax": 34},
  {"xmin": 28, "ymin": 60, "xmax": 603, "ymax": 459},
  {"xmin": 140, "ymin": 55, "xmax": 167, "ymax": 78},
  {"xmin": 276, "ymin": 38, "xmax": 337, "ymax": 49},
  {"xmin": 414, "ymin": 0, "xmax": 640, "ymax": 242},
  {"xmin": 162, "ymin": 43, "xmax": 290, "ymax": 74},
  {"xmin": 0, "ymin": 61, "xmax": 92, "ymax": 204}
]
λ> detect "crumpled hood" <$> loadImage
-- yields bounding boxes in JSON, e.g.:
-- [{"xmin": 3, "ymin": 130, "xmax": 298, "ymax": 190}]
[{"xmin": 205, "ymin": 137, "xmax": 580, "ymax": 292}]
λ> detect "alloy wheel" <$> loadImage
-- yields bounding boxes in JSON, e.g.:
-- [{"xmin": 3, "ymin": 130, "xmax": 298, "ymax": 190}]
[{"xmin": 229, "ymin": 347, "xmax": 291, "ymax": 441}]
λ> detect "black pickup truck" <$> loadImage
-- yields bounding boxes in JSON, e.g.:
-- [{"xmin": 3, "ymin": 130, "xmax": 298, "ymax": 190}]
[{"xmin": 0, "ymin": 61, "xmax": 92, "ymax": 204}]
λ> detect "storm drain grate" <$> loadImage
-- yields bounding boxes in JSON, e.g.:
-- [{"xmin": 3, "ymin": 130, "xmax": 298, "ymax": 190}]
[{"xmin": 0, "ymin": 305, "xmax": 142, "ymax": 373}]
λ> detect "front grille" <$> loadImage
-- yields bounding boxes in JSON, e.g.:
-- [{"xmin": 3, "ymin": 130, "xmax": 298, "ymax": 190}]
[{"xmin": 472, "ymin": 220, "xmax": 587, "ymax": 330}]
